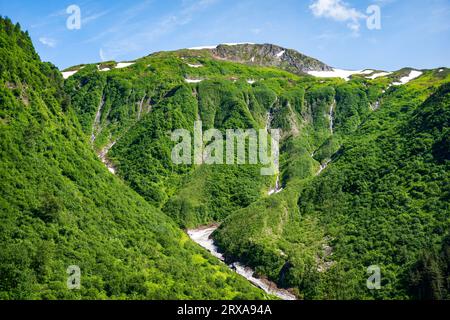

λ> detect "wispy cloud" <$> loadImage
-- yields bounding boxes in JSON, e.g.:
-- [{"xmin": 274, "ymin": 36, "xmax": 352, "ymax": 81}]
[
  {"xmin": 39, "ymin": 37, "xmax": 57, "ymax": 48},
  {"xmin": 82, "ymin": 9, "xmax": 111, "ymax": 25},
  {"xmin": 309, "ymin": 0, "xmax": 366, "ymax": 34},
  {"xmin": 84, "ymin": 0, "xmax": 155, "ymax": 44},
  {"xmin": 98, "ymin": 0, "xmax": 220, "ymax": 61}
]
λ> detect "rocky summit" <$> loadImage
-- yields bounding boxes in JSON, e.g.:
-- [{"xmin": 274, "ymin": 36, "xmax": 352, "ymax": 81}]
[{"xmin": 211, "ymin": 43, "xmax": 332, "ymax": 75}]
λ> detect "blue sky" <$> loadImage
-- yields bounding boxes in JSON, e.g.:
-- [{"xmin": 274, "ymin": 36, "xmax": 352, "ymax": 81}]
[{"xmin": 2, "ymin": 0, "xmax": 450, "ymax": 70}]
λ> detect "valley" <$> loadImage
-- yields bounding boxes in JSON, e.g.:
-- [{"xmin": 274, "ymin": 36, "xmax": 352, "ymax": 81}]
[{"xmin": 1, "ymin": 16, "xmax": 449, "ymax": 300}]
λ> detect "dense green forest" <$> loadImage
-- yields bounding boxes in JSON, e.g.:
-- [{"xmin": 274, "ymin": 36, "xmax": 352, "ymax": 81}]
[
  {"xmin": 1, "ymin": 15, "xmax": 449, "ymax": 300},
  {"xmin": 0, "ymin": 17, "xmax": 267, "ymax": 300},
  {"xmin": 214, "ymin": 72, "xmax": 450, "ymax": 299}
]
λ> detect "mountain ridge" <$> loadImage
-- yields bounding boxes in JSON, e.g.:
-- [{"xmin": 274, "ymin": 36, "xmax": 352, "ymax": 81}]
[
  {"xmin": 210, "ymin": 43, "xmax": 332, "ymax": 74},
  {"xmin": 62, "ymin": 42, "xmax": 445, "ymax": 83},
  {"xmin": 2, "ymin": 15, "xmax": 450, "ymax": 300}
]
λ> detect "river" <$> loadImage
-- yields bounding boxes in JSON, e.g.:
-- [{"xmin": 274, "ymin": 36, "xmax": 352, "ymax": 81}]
[{"xmin": 187, "ymin": 226, "xmax": 296, "ymax": 300}]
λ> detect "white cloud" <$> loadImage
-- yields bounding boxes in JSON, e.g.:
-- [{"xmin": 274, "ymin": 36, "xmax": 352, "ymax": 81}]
[
  {"xmin": 309, "ymin": 0, "xmax": 366, "ymax": 33},
  {"xmin": 39, "ymin": 37, "xmax": 57, "ymax": 48}
]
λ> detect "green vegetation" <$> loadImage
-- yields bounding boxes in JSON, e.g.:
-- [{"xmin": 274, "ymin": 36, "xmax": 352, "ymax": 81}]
[
  {"xmin": 0, "ymin": 17, "xmax": 267, "ymax": 300},
  {"xmin": 1, "ymin": 16, "xmax": 449, "ymax": 300},
  {"xmin": 60, "ymin": 39, "xmax": 450, "ymax": 300},
  {"xmin": 215, "ymin": 71, "xmax": 450, "ymax": 299}
]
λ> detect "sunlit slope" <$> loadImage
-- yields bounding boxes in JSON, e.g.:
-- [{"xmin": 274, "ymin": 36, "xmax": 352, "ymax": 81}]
[
  {"xmin": 0, "ymin": 17, "xmax": 267, "ymax": 300},
  {"xmin": 62, "ymin": 35, "xmax": 450, "ymax": 299},
  {"xmin": 215, "ymin": 70, "xmax": 450, "ymax": 299}
]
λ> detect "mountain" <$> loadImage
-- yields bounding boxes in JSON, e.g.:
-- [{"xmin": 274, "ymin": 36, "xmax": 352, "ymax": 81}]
[
  {"xmin": 211, "ymin": 43, "xmax": 332, "ymax": 75},
  {"xmin": 215, "ymin": 74, "xmax": 450, "ymax": 299},
  {"xmin": 62, "ymin": 42, "xmax": 449, "ymax": 300},
  {"xmin": 2, "ymin": 16, "xmax": 450, "ymax": 300},
  {"xmin": 0, "ymin": 17, "xmax": 266, "ymax": 300}
]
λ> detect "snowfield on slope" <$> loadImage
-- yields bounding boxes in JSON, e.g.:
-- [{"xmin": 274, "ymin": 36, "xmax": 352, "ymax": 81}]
[
  {"xmin": 307, "ymin": 68, "xmax": 364, "ymax": 81},
  {"xmin": 188, "ymin": 45, "xmax": 218, "ymax": 50},
  {"xmin": 61, "ymin": 66, "xmax": 86, "ymax": 79},
  {"xmin": 276, "ymin": 50, "xmax": 285, "ymax": 58},
  {"xmin": 116, "ymin": 62, "xmax": 135, "ymax": 69},
  {"xmin": 393, "ymin": 70, "xmax": 423, "ymax": 85},
  {"xmin": 62, "ymin": 70, "xmax": 78, "ymax": 79},
  {"xmin": 308, "ymin": 68, "xmax": 395, "ymax": 81},
  {"xmin": 367, "ymin": 71, "xmax": 392, "ymax": 79}
]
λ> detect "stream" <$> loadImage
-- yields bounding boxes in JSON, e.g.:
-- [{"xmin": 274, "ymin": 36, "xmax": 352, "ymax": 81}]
[
  {"xmin": 91, "ymin": 95, "xmax": 105, "ymax": 143},
  {"xmin": 266, "ymin": 110, "xmax": 283, "ymax": 196},
  {"xmin": 268, "ymin": 175, "xmax": 283, "ymax": 195},
  {"xmin": 98, "ymin": 140, "xmax": 117, "ymax": 174},
  {"xmin": 187, "ymin": 226, "xmax": 296, "ymax": 300},
  {"xmin": 316, "ymin": 159, "xmax": 331, "ymax": 176},
  {"xmin": 329, "ymin": 100, "xmax": 335, "ymax": 135}
]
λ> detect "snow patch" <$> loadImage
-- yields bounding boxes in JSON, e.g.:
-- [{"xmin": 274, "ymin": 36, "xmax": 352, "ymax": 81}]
[
  {"xmin": 308, "ymin": 68, "xmax": 393, "ymax": 81},
  {"xmin": 307, "ymin": 68, "xmax": 363, "ymax": 81},
  {"xmin": 188, "ymin": 45, "xmax": 217, "ymax": 50},
  {"xmin": 185, "ymin": 78, "xmax": 203, "ymax": 83},
  {"xmin": 439, "ymin": 69, "xmax": 444, "ymax": 72},
  {"xmin": 116, "ymin": 62, "xmax": 135, "ymax": 69},
  {"xmin": 367, "ymin": 71, "xmax": 392, "ymax": 79},
  {"xmin": 393, "ymin": 70, "xmax": 423, "ymax": 86},
  {"xmin": 276, "ymin": 50, "xmax": 285, "ymax": 58},
  {"xmin": 187, "ymin": 63, "xmax": 203, "ymax": 68},
  {"xmin": 61, "ymin": 70, "xmax": 78, "ymax": 79},
  {"xmin": 99, "ymin": 67, "xmax": 110, "ymax": 72}
]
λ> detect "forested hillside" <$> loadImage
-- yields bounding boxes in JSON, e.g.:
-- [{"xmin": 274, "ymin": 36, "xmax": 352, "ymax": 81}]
[
  {"xmin": 1, "ymin": 14, "xmax": 449, "ymax": 300},
  {"xmin": 63, "ymin": 36, "xmax": 449, "ymax": 300},
  {"xmin": 215, "ymin": 71, "xmax": 450, "ymax": 299},
  {"xmin": 0, "ymin": 17, "xmax": 267, "ymax": 300}
]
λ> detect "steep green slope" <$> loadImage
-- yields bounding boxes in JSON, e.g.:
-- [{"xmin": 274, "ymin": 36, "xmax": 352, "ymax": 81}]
[
  {"xmin": 215, "ymin": 70, "xmax": 450, "ymax": 299},
  {"xmin": 61, "ymin": 30, "xmax": 449, "ymax": 300},
  {"xmin": 64, "ymin": 49, "xmax": 301, "ymax": 225},
  {"xmin": 0, "ymin": 17, "xmax": 266, "ymax": 300},
  {"xmin": 297, "ymin": 74, "xmax": 450, "ymax": 299}
]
